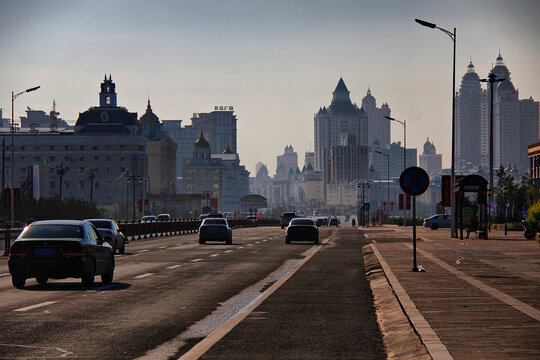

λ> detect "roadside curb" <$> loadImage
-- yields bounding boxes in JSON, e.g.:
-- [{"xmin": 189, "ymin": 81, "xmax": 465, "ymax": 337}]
[{"xmin": 362, "ymin": 245, "xmax": 431, "ymax": 360}]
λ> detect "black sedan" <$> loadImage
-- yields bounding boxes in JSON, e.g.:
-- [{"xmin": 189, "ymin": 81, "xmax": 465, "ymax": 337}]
[
  {"xmin": 85, "ymin": 218, "xmax": 127, "ymax": 254},
  {"xmin": 199, "ymin": 218, "xmax": 233, "ymax": 244},
  {"xmin": 8, "ymin": 220, "xmax": 115, "ymax": 288},
  {"xmin": 286, "ymin": 218, "xmax": 319, "ymax": 244}
]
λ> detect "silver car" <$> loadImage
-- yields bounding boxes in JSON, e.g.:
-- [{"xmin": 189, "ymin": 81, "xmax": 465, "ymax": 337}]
[{"xmin": 423, "ymin": 214, "xmax": 451, "ymax": 230}]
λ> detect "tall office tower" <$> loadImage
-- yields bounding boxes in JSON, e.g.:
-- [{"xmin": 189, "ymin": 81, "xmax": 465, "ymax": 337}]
[
  {"xmin": 490, "ymin": 53, "xmax": 521, "ymax": 169},
  {"xmin": 455, "ymin": 62, "xmax": 484, "ymax": 170},
  {"xmin": 162, "ymin": 107, "xmax": 237, "ymax": 176},
  {"xmin": 304, "ymin": 151, "xmax": 315, "ymax": 169},
  {"xmin": 314, "ymin": 78, "xmax": 368, "ymax": 170},
  {"xmin": 323, "ymin": 133, "xmax": 369, "ymax": 184},
  {"xmin": 520, "ymin": 97, "xmax": 540, "ymax": 168},
  {"xmin": 419, "ymin": 138, "xmax": 442, "ymax": 177},
  {"xmin": 362, "ymin": 88, "xmax": 391, "ymax": 148}
]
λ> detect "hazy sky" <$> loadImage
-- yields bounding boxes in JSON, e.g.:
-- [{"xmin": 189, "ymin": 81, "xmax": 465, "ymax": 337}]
[{"xmin": 1, "ymin": 0, "xmax": 539, "ymax": 175}]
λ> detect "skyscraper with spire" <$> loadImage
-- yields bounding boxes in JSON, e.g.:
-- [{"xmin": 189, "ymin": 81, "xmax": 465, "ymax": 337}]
[
  {"xmin": 314, "ymin": 78, "xmax": 368, "ymax": 170},
  {"xmin": 455, "ymin": 61, "xmax": 486, "ymax": 170}
]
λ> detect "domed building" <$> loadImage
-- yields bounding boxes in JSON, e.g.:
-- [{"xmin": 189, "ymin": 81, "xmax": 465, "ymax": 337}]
[
  {"xmin": 419, "ymin": 138, "xmax": 442, "ymax": 177},
  {"xmin": 139, "ymin": 99, "xmax": 177, "ymax": 196}
]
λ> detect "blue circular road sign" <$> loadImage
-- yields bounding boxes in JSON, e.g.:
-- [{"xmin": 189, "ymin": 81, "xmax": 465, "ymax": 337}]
[{"xmin": 399, "ymin": 167, "xmax": 430, "ymax": 196}]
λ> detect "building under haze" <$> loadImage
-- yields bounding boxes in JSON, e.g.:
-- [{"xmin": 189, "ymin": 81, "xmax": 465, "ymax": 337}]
[
  {"xmin": 419, "ymin": 138, "xmax": 442, "ymax": 177},
  {"xmin": 455, "ymin": 61, "xmax": 486, "ymax": 170},
  {"xmin": 456, "ymin": 53, "xmax": 539, "ymax": 173},
  {"xmin": 314, "ymin": 78, "xmax": 368, "ymax": 171}
]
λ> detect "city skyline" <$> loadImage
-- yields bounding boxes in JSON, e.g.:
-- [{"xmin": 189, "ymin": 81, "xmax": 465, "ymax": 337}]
[{"xmin": 1, "ymin": 0, "xmax": 539, "ymax": 175}]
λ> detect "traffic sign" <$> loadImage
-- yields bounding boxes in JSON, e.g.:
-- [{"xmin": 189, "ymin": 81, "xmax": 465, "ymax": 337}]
[
  {"xmin": 363, "ymin": 203, "xmax": 370, "ymax": 210},
  {"xmin": 400, "ymin": 167, "xmax": 429, "ymax": 196}
]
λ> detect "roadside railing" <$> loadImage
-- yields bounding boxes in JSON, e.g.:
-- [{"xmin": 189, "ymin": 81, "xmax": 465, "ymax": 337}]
[{"xmin": 0, "ymin": 218, "xmax": 281, "ymax": 254}]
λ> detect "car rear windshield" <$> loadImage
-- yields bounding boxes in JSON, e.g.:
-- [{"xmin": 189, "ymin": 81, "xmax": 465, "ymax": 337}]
[
  {"xmin": 290, "ymin": 219, "xmax": 315, "ymax": 225},
  {"xmin": 283, "ymin": 212, "xmax": 296, "ymax": 217},
  {"xmin": 204, "ymin": 219, "xmax": 227, "ymax": 225},
  {"xmin": 19, "ymin": 224, "xmax": 84, "ymax": 239},
  {"xmin": 88, "ymin": 220, "xmax": 112, "ymax": 229}
]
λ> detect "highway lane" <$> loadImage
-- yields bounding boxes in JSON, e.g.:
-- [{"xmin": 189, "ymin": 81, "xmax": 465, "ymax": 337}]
[{"xmin": 0, "ymin": 226, "xmax": 337, "ymax": 359}]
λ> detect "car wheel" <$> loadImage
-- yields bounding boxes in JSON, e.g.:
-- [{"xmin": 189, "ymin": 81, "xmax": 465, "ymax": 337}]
[
  {"xmin": 12, "ymin": 275, "xmax": 26, "ymax": 289},
  {"xmin": 286, "ymin": 236, "xmax": 291, "ymax": 244},
  {"xmin": 226, "ymin": 236, "xmax": 232, "ymax": 245},
  {"xmin": 199, "ymin": 238, "xmax": 205, "ymax": 245},
  {"xmin": 281, "ymin": 225, "xmax": 284, "ymax": 229},
  {"xmin": 314, "ymin": 236, "xmax": 319, "ymax": 245},
  {"xmin": 431, "ymin": 223, "xmax": 439, "ymax": 230},
  {"xmin": 119, "ymin": 241, "xmax": 126, "ymax": 254},
  {"xmin": 82, "ymin": 261, "xmax": 95, "ymax": 287},
  {"xmin": 36, "ymin": 276, "xmax": 48, "ymax": 285},
  {"xmin": 101, "ymin": 256, "xmax": 114, "ymax": 284}
]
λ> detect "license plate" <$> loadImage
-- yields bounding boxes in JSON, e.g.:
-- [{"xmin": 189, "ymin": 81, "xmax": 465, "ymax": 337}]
[
  {"xmin": 297, "ymin": 228, "xmax": 306, "ymax": 232},
  {"xmin": 34, "ymin": 248, "xmax": 56, "ymax": 256}
]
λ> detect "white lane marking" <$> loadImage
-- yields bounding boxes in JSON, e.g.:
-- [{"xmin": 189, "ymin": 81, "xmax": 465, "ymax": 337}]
[
  {"xmin": 167, "ymin": 265, "xmax": 182, "ymax": 269},
  {"xmin": 209, "ymin": 254, "xmax": 220, "ymax": 258},
  {"xmin": 407, "ymin": 243, "xmax": 540, "ymax": 322},
  {"xmin": 246, "ymin": 244, "xmax": 253, "ymax": 247},
  {"xmin": 176, "ymin": 235, "xmax": 332, "ymax": 360},
  {"xmin": 255, "ymin": 241, "xmax": 260, "ymax": 244},
  {"xmin": 371, "ymin": 244, "xmax": 453, "ymax": 360},
  {"xmin": 224, "ymin": 250, "xmax": 233, "ymax": 253},
  {"xmin": 0, "ymin": 344, "xmax": 73, "ymax": 356},
  {"xmin": 138, "ymin": 249, "xmax": 149, "ymax": 253},
  {"xmin": 262, "ymin": 240, "xmax": 268, "ymax": 242},
  {"xmin": 14, "ymin": 301, "xmax": 57, "ymax": 312},
  {"xmin": 134, "ymin": 273, "xmax": 154, "ymax": 279},
  {"xmin": 191, "ymin": 258, "xmax": 203, "ymax": 262},
  {"xmin": 158, "ymin": 246, "xmax": 168, "ymax": 249},
  {"xmin": 0, "ymin": 273, "xmax": 9, "ymax": 277},
  {"xmin": 238, "ymin": 246, "xmax": 244, "ymax": 249}
]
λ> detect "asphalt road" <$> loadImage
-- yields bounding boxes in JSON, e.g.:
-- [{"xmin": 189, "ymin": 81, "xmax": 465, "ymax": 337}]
[{"xmin": 0, "ymin": 226, "xmax": 385, "ymax": 359}]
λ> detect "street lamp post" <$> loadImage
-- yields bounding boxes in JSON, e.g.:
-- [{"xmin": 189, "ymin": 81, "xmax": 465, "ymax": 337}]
[
  {"xmin": 415, "ymin": 18, "xmax": 456, "ymax": 237},
  {"xmin": 11, "ymin": 86, "xmax": 40, "ymax": 227},
  {"xmin": 480, "ymin": 74, "xmax": 505, "ymax": 229},
  {"xmin": 385, "ymin": 115, "xmax": 406, "ymax": 226},
  {"xmin": 357, "ymin": 180, "xmax": 370, "ymax": 226},
  {"xmin": 502, "ymin": 186, "xmax": 508, "ymax": 236},
  {"xmin": 125, "ymin": 174, "xmax": 131, "ymax": 221}
]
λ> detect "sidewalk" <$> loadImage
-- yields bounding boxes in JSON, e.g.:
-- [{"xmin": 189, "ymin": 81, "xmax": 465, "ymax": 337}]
[{"xmin": 364, "ymin": 225, "xmax": 540, "ymax": 359}]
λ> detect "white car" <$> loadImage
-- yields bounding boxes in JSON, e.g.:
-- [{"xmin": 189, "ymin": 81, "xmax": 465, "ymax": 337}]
[{"xmin": 423, "ymin": 214, "xmax": 451, "ymax": 230}]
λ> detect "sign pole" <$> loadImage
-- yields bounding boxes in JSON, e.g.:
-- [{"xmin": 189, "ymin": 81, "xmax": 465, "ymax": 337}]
[{"xmin": 412, "ymin": 195, "xmax": 417, "ymax": 272}]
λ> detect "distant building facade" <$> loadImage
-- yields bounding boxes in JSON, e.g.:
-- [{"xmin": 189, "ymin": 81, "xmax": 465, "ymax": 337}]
[{"xmin": 419, "ymin": 138, "xmax": 442, "ymax": 177}]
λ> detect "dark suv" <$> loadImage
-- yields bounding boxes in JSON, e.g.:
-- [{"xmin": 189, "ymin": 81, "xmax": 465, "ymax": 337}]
[{"xmin": 280, "ymin": 212, "xmax": 297, "ymax": 229}]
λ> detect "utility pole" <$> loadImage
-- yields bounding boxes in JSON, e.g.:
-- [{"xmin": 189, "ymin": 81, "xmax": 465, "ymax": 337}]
[
  {"xmin": 2, "ymin": 137, "xmax": 5, "ymax": 192},
  {"xmin": 56, "ymin": 161, "xmax": 69, "ymax": 200}
]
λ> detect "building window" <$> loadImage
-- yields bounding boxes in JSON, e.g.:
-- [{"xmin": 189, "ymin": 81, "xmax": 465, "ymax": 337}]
[
  {"xmin": 107, "ymin": 167, "xmax": 112, "ymax": 173},
  {"xmin": 79, "ymin": 167, "xmax": 85, "ymax": 173},
  {"xmin": 34, "ymin": 156, "xmax": 40, "ymax": 162},
  {"xmin": 95, "ymin": 181, "xmax": 99, "ymax": 189},
  {"xmin": 20, "ymin": 167, "xmax": 26, "ymax": 173},
  {"xmin": 93, "ymin": 156, "xmax": 99, "ymax": 161},
  {"xmin": 65, "ymin": 181, "xmax": 70, "ymax": 189},
  {"xmin": 64, "ymin": 145, "xmax": 69, "ymax": 150},
  {"xmin": 19, "ymin": 156, "xmax": 25, "ymax": 161},
  {"xmin": 49, "ymin": 145, "xmax": 55, "ymax": 150},
  {"xmin": 106, "ymin": 96, "xmax": 111, "ymax": 105},
  {"xmin": 120, "ymin": 156, "xmax": 125, "ymax": 161},
  {"xmin": 49, "ymin": 181, "xmax": 56, "ymax": 189},
  {"xmin": 49, "ymin": 156, "xmax": 55, "ymax": 162},
  {"xmin": 93, "ymin": 146, "xmax": 98, "ymax": 151},
  {"xmin": 79, "ymin": 156, "xmax": 85, "ymax": 161},
  {"xmin": 64, "ymin": 156, "xmax": 70, "ymax": 161},
  {"xmin": 106, "ymin": 156, "xmax": 112, "ymax": 161},
  {"xmin": 120, "ymin": 145, "xmax": 126, "ymax": 150},
  {"xmin": 79, "ymin": 181, "xmax": 85, "ymax": 189}
]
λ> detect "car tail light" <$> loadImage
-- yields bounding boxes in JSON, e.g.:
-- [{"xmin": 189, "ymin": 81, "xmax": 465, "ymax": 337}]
[
  {"xmin": 63, "ymin": 245, "xmax": 84, "ymax": 256},
  {"xmin": 200, "ymin": 226, "xmax": 207, "ymax": 231},
  {"xmin": 9, "ymin": 245, "xmax": 28, "ymax": 256}
]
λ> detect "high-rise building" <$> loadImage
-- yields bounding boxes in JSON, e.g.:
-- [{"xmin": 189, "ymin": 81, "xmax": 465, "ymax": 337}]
[
  {"xmin": 314, "ymin": 78, "xmax": 368, "ymax": 171},
  {"xmin": 455, "ymin": 62, "xmax": 484, "ymax": 169},
  {"xmin": 276, "ymin": 145, "xmax": 298, "ymax": 175},
  {"xmin": 455, "ymin": 53, "xmax": 539, "ymax": 173},
  {"xmin": 419, "ymin": 138, "xmax": 442, "ymax": 177},
  {"xmin": 162, "ymin": 107, "xmax": 237, "ymax": 176},
  {"xmin": 362, "ymin": 88, "xmax": 391, "ymax": 148}
]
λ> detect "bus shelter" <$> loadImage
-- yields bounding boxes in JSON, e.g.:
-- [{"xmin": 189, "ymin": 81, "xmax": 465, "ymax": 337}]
[{"xmin": 454, "ymin": 174, "xmax": 489, "ymax": 239}]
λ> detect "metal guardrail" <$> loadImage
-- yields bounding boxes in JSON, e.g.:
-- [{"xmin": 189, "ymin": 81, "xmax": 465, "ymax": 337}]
[{"xmin": 1, "ymin": 219, "xmax": 280, "ymax": 253}]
